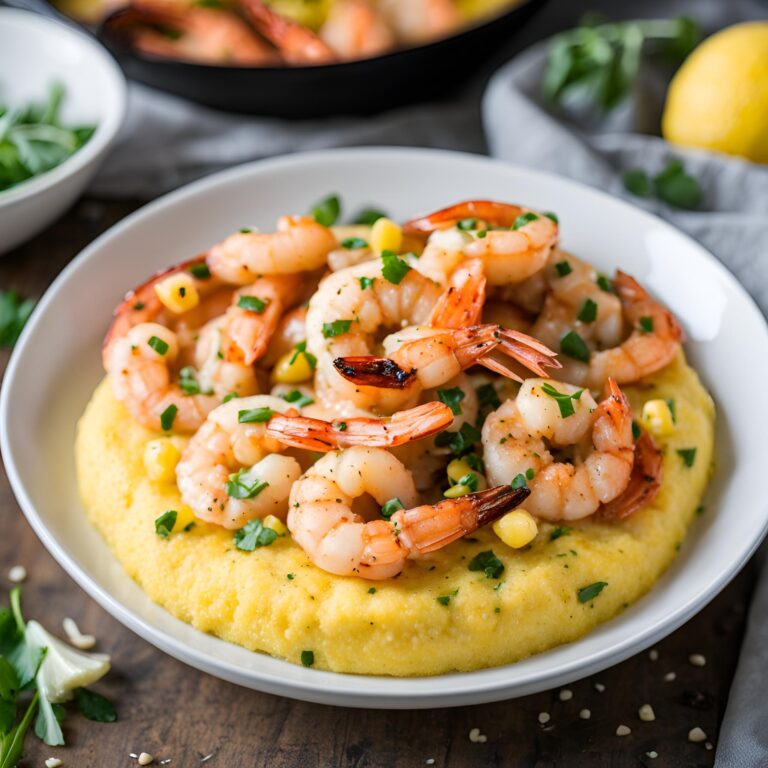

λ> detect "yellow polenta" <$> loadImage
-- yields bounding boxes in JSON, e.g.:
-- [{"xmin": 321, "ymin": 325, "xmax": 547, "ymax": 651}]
[{"xmin": 76, "ymin": 352, "xmax": 714, "ymax": 676}]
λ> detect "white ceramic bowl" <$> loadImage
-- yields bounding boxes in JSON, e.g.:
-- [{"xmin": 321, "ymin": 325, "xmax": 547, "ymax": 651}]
[
  {"xmin": 0, "ymin": 9, "xmax": 126, "ymax": 254},
  {"xmin": 2, "ymin": 148, "xmax": 767, "ymax": 708}
]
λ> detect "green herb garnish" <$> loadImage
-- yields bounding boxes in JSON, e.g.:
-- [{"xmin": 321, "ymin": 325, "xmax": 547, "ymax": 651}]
[
  {"xmin": 188, "ymin": 263, "xmax": 211, "ymax": 280},
  {"xmin": 623, "ymin": 169, "xmax": 652, "ymax": 197},
  {"xmin": 677, "ymin": 448, "xmax": 697, "ymax": 468},
  {"xmin": 380, "ymin": 250, "xmax": 411, "ymax": 285},
  {"xmin": 0, "ymin": 290, "xmax": 35, "ymax": 348},
  {"xmin": 237, "ymin": 295, "xmax": 268, "ymax": 314},
  {"xmin": 310, "ymin": 194, "xmax": 340, "ymax": 226},
  {"xmin": 322, "ymin": 320, "xmax": 352, "ymax": 338},
  {"xmin": 624, "ymin": 158, "xmax": 703, "ymax": 209},
  {"xmin": 226, "ymin": 468, "xmax": 269, "ymax": 500},
  {"xmin": 160, "ymin": 404, "xmax": 177, "ymax": 431},
  {"xmin": 544, "ymin": 211, "xmax": 559, "ymax": 224},
  {"xmin": 550, "ymin": 525, "xmax": 571, "ymax": 541},
  {"xmin": 359, "ymin": 276, "xmax": 374, "ymax": 290},
  {"xmin": 233, "ymin": 518, "xmax": 279, "ymax": 551},
  {"xmin": 468, "ymin": 550, "xmax": 505, "ymax": 579},
  {"xmin": 541, "ymin": 382, "xmax": 585, "ymax": 418},
  {"xmin": 154, "ymin": 510, "xmax": 177, "ymax": 539},
  {"xmin": 434, "ymin": 422, "xmax": 481, "ymax": 457},
  {"xmin": 555, "ymin": 260, "xmax": 572, "ymax": 277},
  {"xmin": 381, "ymin": 498, "xmax": 404, "ymax": 520},
  {"xmin": 238, "ymin": 407, "xmax": 273, "ymax": 423},
  {"xmin": 288, "ymin": 340, "xmax": 317, "ymax": 370},
  {"xmin": 457, "ymin": 218, "xmax": 477, "ymax": 231},
  {"xmin": 638, "ymin": 316, "xmax": 654, "ymax": 333},
  {"xmin": 560, "ymin": 331, "xmax": 590, "ymax": 363},
  {"xmin": 511, "ymin": 474, "xmax": 527, "ymax": 490},
  {"xmin": 577, "ymin": 581, "xmax": 608, "ymax": 603},
  {"xmin": 666, "ymin": 399, "xmax": 677, "ymax": 423},
  {"xmin": 147, "ymin": 336, "xmax": 169, "ymax": 356},
  {"xmin": 512, "ymin": 212, "xmax": 539, "ymax": 230},
  {"xmin": 456, "ymin": 473, "xmax": 479, "ymax": 493},
  {"xmin": 596, "ymin": 274, "xmax": 614, "ymax": 293},
  {"xmin": 577, "ymin": 298, "xmax": 598, "ymax": 323},
  {"xmin": 353, "ymin": 208, "xmax": 387, "ymax": 226},
  {"xmin": 300, "ymin": 650, "xmax": 315, "ymax": 667},
  {"xmin": 280, "ymin": 389, "xmax": 314, "ymax": 408},
  {"xmin": 437, "ymin": 387, "xmax": 465, "ymax": 415},
  {"xmin": 73, "ymin": 687, "xmax": 117, "ymax": 723},
  {"xmin": 342, "ymin": 237, "xmax": 368, "ymax": 250}
]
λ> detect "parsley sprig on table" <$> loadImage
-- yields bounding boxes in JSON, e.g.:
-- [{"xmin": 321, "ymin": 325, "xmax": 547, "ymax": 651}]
[
  {"xmin": 543, "ymin": 16, "xmax": 699, "ymax": 112},
  {"xmin": 0, "ymin": 83, "xmax": 95, "ymax": 193},
  {"xmin": 0, "ymin": 291, "xmax": 35, "ymax": 348}
]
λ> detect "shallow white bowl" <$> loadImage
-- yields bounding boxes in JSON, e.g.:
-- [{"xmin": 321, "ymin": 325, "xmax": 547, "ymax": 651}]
[
  {"xmin": 2, "ymin": 148, "xmax": 767, "ymax": 708},
  {"xmin": 0, "ymin": 9, "xmax": 126, "ymax": 254}
]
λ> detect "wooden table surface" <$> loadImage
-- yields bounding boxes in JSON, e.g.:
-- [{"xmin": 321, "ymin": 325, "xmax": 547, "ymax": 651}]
[{"xmin": 0, "ymin": 199, "xmax": 754, "ymax": 768}]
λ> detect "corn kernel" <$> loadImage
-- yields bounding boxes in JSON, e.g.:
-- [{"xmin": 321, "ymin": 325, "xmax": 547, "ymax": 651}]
[
  {"xmin": 370, "ymin": 217, "xmax": 403, "ymax": 255},
  {"xmin": 444, "ymin": 483, "xmax": 471, "ymax": 498},
  {"xmin": 143, "ymin": 438, "xmax": 181, "ymax": 482},
  {"xmin": 154, "ymin": 273, "xmax": 200, "ymax": 314},
  {"xmin": 263, "ymin": 515, "xmax": 287, "ymax": 535},
  {"xmin": 641, "ymin": 399, "xmax": 676, "ymax": 438},
  {"xmin": 447, "ymin": 458, "xmax": 474, "ymax": 485},
  {"xmin": 272, "ymin": 348, "xmax": 314, "ymax": 384},
  {"xmin": 493, "ymin": 509, "xmax": 538, "ymax": 548}
]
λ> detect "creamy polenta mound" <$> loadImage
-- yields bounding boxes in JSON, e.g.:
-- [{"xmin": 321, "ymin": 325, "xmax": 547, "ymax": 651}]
[{"xmin": 76, "ymin": 352, "xmax": 713, "ymax": 676}]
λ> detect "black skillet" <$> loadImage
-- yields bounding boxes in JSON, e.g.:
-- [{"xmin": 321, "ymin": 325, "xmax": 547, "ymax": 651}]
[{"xmin": 4, "ymin": 0, "xmax": 548, "ymax": 117}]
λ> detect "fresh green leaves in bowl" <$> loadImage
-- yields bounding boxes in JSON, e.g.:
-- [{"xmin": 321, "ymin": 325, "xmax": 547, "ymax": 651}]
[{"xmin": 0, "ymin": 83, "xmax": 96, "ymax": 193}]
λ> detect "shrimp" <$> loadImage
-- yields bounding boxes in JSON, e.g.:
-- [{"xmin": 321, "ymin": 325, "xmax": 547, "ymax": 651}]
[
  {"xmin": 176, "ymin": 395, "xmax": 303, "ymax": 529},
  {"xmin": 287, "ymin": 446, "xmax": 530, "ymax": 579},
  {"xmin": 404, "ymin": 201, "xmax": 559, "ymax": 287},
  {"xmin": 307, "ymin": 257, "xmax": 558, "ymax": 414},
  {"xmin": 586, "ymin": 271, "xmax": 683, "ymax": 389},
  {"xmin": 319, "ymin": 0, "xmax": 395, "ymax": 59},
  {"xmin": 113, "ymin": 0, "xmax": 277, "ymax": 66},
  {"xmin": 105, "ymin": 322, "xmax": 221, "ymax": 433},
  {"xmin": 239, "ymin": 0, "xmax": 337, "ymax": 64},
  {"xmin": 206, "ymin": 215, "xmax": 337, "ymax": 284},
  {"xmin": 266, "ymin": 400, "xmax": 453, "ymax": 451},
  {"xmin": 482, "ymin": 377, "xmax": 660, "ymax": 521},
  {"xmin": 376, "ymin": 0, "xmax": 461, "ymax": 44}
]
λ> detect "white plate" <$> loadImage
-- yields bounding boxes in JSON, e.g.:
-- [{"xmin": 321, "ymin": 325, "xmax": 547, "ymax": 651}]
[{"xmin": 3, "ymin": 148, "xmax": 767, "ymax": 708}]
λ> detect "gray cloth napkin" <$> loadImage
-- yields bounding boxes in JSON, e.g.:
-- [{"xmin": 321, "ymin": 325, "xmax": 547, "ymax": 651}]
[{"xmin": 481, "ymin": 10, "xmax": 768, "ymax": 767}]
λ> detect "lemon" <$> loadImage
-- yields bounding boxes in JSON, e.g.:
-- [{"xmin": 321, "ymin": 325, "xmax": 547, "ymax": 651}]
[{"xmin": 662, "ymin": 22, "xmax": 768, "ymax": 163}]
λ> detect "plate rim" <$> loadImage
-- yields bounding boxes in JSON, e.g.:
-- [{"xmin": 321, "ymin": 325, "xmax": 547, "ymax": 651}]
[{"xmin": 3, "ymin": 146, "xmax": 767, "ymax": 708}]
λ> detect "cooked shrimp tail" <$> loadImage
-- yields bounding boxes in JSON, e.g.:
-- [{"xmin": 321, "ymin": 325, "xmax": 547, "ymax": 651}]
[
  {"xmin": 428, "ymin": 257, "xmax": 486, "ymax": 329},
  {"xmin": 600, "ymin": 430, "xmax": 663, "ymax": 520},
  {"xmin": 403, "ymin": 200, "xmax": 538, "ymax": 237},
  {"xmin": 266, "ymin": 401, "xmax": 454, "ymax": 452},
  {"xmin": 400, "ymin": 485, "xmax": 531, "ymax": 554},
  {"xmin": 479, "ymin": 328, "xmax": 562, "ymax": 381}
]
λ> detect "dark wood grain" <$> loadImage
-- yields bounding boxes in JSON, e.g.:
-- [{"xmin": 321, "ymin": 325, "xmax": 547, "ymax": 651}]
[{"xmin": 0, "ymin": 200, "xmax": 753, "ymax": 768}]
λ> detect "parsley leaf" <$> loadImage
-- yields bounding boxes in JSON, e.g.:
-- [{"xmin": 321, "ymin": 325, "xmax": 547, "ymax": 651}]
[
  {"xmin": 237, "ymin": 295, "xmax": 268, "ymax": 313},
  {"xmin": 468, "ymin": 550, "xmax": 505, "ymax": 579},
  {"xmin": 578, "ymin": 581, "xmax": 608, "ymax": 603},
  {"xmin": 310, "ymin": 194, "xmax": 341, "ymax": 226},
  {"xmin": 541, "ymin": 382, "xmax": 585, "ymax": 418},
  {"xmin": 560, "ymin": 331, "xmax": 590, "ymax": 363},
  {"xmin": 0, "ymin": 290, "xmax": 35, "ymax": 347},
  {"xmin": 226, "ymin": 468, "xmax": 269, "ymax": 500},
  {"xmin": 353, "ymin": 208, "xmax": 387, "ymax": 226},
  {"xmin": 381, "ymin": 498, "xmax": 404, "ymax": 520},
  {"xmin": 342, "ymin": 237, "xmax": 368, "ymax": 250},
  {"xmin": 677, "ymin": 448, "xmax": 697, "ymax": 468},
  {"xmin": 380, "ymin": 250, "xmax": 411, "ymax": 285},
  {"xmin": 154, "ymin": 510, "xmax": 177, "ymax": 539},
  {"xmin": 234, "ymin": 518, "xmax": 279, "ymax": 551},
  {"xmin": 437, "ymin": 387, "xmax": 465, "ymax": 415},
  {"xmin": 73, "ymin": 687, "xmax": 117, "ymax": 723},
  {"xmin": 322, "ymin": 320, "xmax": 352, "ymax": 338}
]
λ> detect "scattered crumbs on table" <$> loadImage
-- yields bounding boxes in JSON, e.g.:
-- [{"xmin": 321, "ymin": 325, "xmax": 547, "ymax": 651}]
[
  {"xmin": 159, "ymin": 760, "xmax": 173, "ymax": 765},
  {"xmin": 663, "ymin": 672, "xmax": 676, "ymax": 682},
  {"xmin": 62, "ymin": 616, "xmax": 96, "ymax": 649},
  {"xmin": 45, "ymin": 759, "xmax": 63, "ymax": 768},
  {"xmin": 648, "ymin": 648, "xmax": 659, "ymax": 661},
  {"xmin": 705, "ymin": 742, "xmax": 714, "ymax": 751},
  {"xmin": 8, "ymin": 564, "xmax": 26, "ymax": 582},
  {"xmin": 538, "ymin": 712, "xmax": 551, "ymax": 725},
  {"xmin": 468, "ymin": 727, "xmax": 487, "ymax": 743},
  {"xmin": 594, "ymin": 682, "xmax": 606, "ymax": 692},
  {"xmin": 579, "ymin": 709, "xmax": 591, "ymax": 720},
  {"xmin": 138, "ymin": 754, "xmax": 154, "ymax": 766},
  {"xmin": 646, "ymin": 751, "xmax": 658, "ymax": 759},
  {"xmin": 688, "ymin": 727, "xmax": 707, "ymax": 743},
  {"xmin": 689, "ymin": 653, "xmax": 706, "ymax": 667},
  {"xmin": 615, "ymin": 724, "xmax": 631, "ymax": 736},
  {"xmin": 638, "ymin": 704, "xmax": 656, "ymax": 722},
  {"xmin": 425, "ymin": 760, "xmax": 435, "ymax": 765},
  {"xmin": 201, "ymin": 755, "xmax": 215, "ymax": 763},
  {"xmin": 130, "ymin": 755, "xmax": 139, "ymax": 760},
  {"xmin": 559, "ymin": 688, "xmax": 573, "ymax": 701}
]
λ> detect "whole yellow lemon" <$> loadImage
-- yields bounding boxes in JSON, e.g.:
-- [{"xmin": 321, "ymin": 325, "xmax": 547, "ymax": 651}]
[{"xmin": 662, "ymin": 22, "xmax": 768, "ymax": 163}]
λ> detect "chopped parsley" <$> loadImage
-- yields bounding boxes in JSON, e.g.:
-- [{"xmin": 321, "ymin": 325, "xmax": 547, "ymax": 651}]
[
  {"xmin": 632, "ymin": 420, "xmax": 641, "ymax": 440},
  {"xmin": 154, "ymin": 510, "xmax": 177, "ymax": 539},
  {"xmin": 437, "ymin": 386, "xmax": 465, "ymax": 415},
  {"xmin": 381, "ymin": 497, "xmax": 404, "ymax": 520},
  {"xmin": 237, "ymin": 295, "xmax": 268, "ymax": 314},
  {"xmin": 359, "ymin": 276, "xmax": 374, "ymax": 290},
  {"xmin": 367, "ymin": 587, "xmax": 377, "ymax": 594},
  {"xmin": 456, "ymin": 472, "xmax": 479, "ymax": 492},
  {"xmin": 468, "ymin": 550, "xmax": 504, "ymax": 579},
  {"xmin": 555, "ymin": 260, "xmax": 572, "ymax": 277},
  {"xmin": 541, "ymin": 381, "xmax": 585, "ymax": 418},
  {"xmin": 437, "ymin": 589, "xmax": 459, "ymax": 606},
  {"xmin": 465, "ymin": 453, "xmax": 485, "ymax": 473},
  {"xmin": 544, "ymin": 211, "xmax": 559, "ymax": 224},
  {"xmin": 233, "ymin": 518, "xmax": 279, "ymax": 551},
  {"xmin": 188, "ymin": 263, "xmax": 211, "ymax": 279},
  {"xmin": 222, "ymin": 392, "xmax": 239, "ymax": 404},
  {"xmin": 73, "ymin": 687, "xmax": 117, "ymax": 723},
  {"xmin": 380, "ymin": 250, "xmax": 411, "ymax": 285},
  {"xmin": 666, "ymin": 398, "xmax": 677, "ymax": 423},
  {"xmin": 322, "ymin": 320, "xmax": 352, "ymax": 338},
  {"xmin": 596, "ymin": 274, "xmax": 614, "ymax": 293},
  {"xmin": 550, "ymin": 525, "xmax": 571, "ymax": 541},
  {"xmin": 300, "ymin": 650, "xmax": 315, "ymax": 667},
  {"xmin": 238, "ymin": 407, "xmax": 273, "ymax": 423},
  {"xmin": 342, "ymin": 237, "xmax": 368, "ymax": 250},
  {"xmin": 280, "ymin": 389, "xmax": 314, "ymax": 408},
  {"xmin": 638, "ymin": 315, "xmax": 654, "ymax": 333},
  {"xmin": 434, "ymin": 422, "xmax": 481, "ymax": 457},
  {"xmin": 353, "ymin": 208, "xmax": 387, "ymax": 226},
  {"xmin": 148, "ymin": 335, "xmax": 169, "ymax": 356},
  {"xmin": 289, "ymin": 341, "xmax": 317, "ymax": 369},
  {"xmin": 560, "ymin": 330, "xmax": 590, "ymax": 363},
  {"xmin": 179, "ymin": 366, "xmax": 211, "ymax": 396},
  {"xmin": 160, "ymin": 404, "xmax": 177, "ymax": 431},
  {"xmin": 512, "ymin": 212, "xmax": 539, "ymax": 230},
  {"xmin": 511, "ymin": 473, "xmax": 528, "ymax": 489},
  {"xmin": 677, "ymin": 448, "xmax": 697, "ymax": 468},
  {"xmin": 239, "ymin": 226, "xmax": 255, "ymax": 233},
  {"xmin": 577, "ymin": 298, "xmax": 598, "ymax": 323},
  {"xmin": 457, "ymin": 217, "xmax": 477, "ymax": 230},
  {"xmin": 577, "ymin": 581, "xmax": 608, "ymax": 603},
  {"xmin": 226, "ymin": 468, "xmax": 269, "ymax": 500},
  {"xmin": 287, "ymin": 573, "xmax": 296, "ymax": 580},
  {"xmin": 310, "ymin": 194, "xmax": 340, "ymax": 227},
  {"xmin": 476, "ymin": 382, "xmax": 501, "ymax": 422}
]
